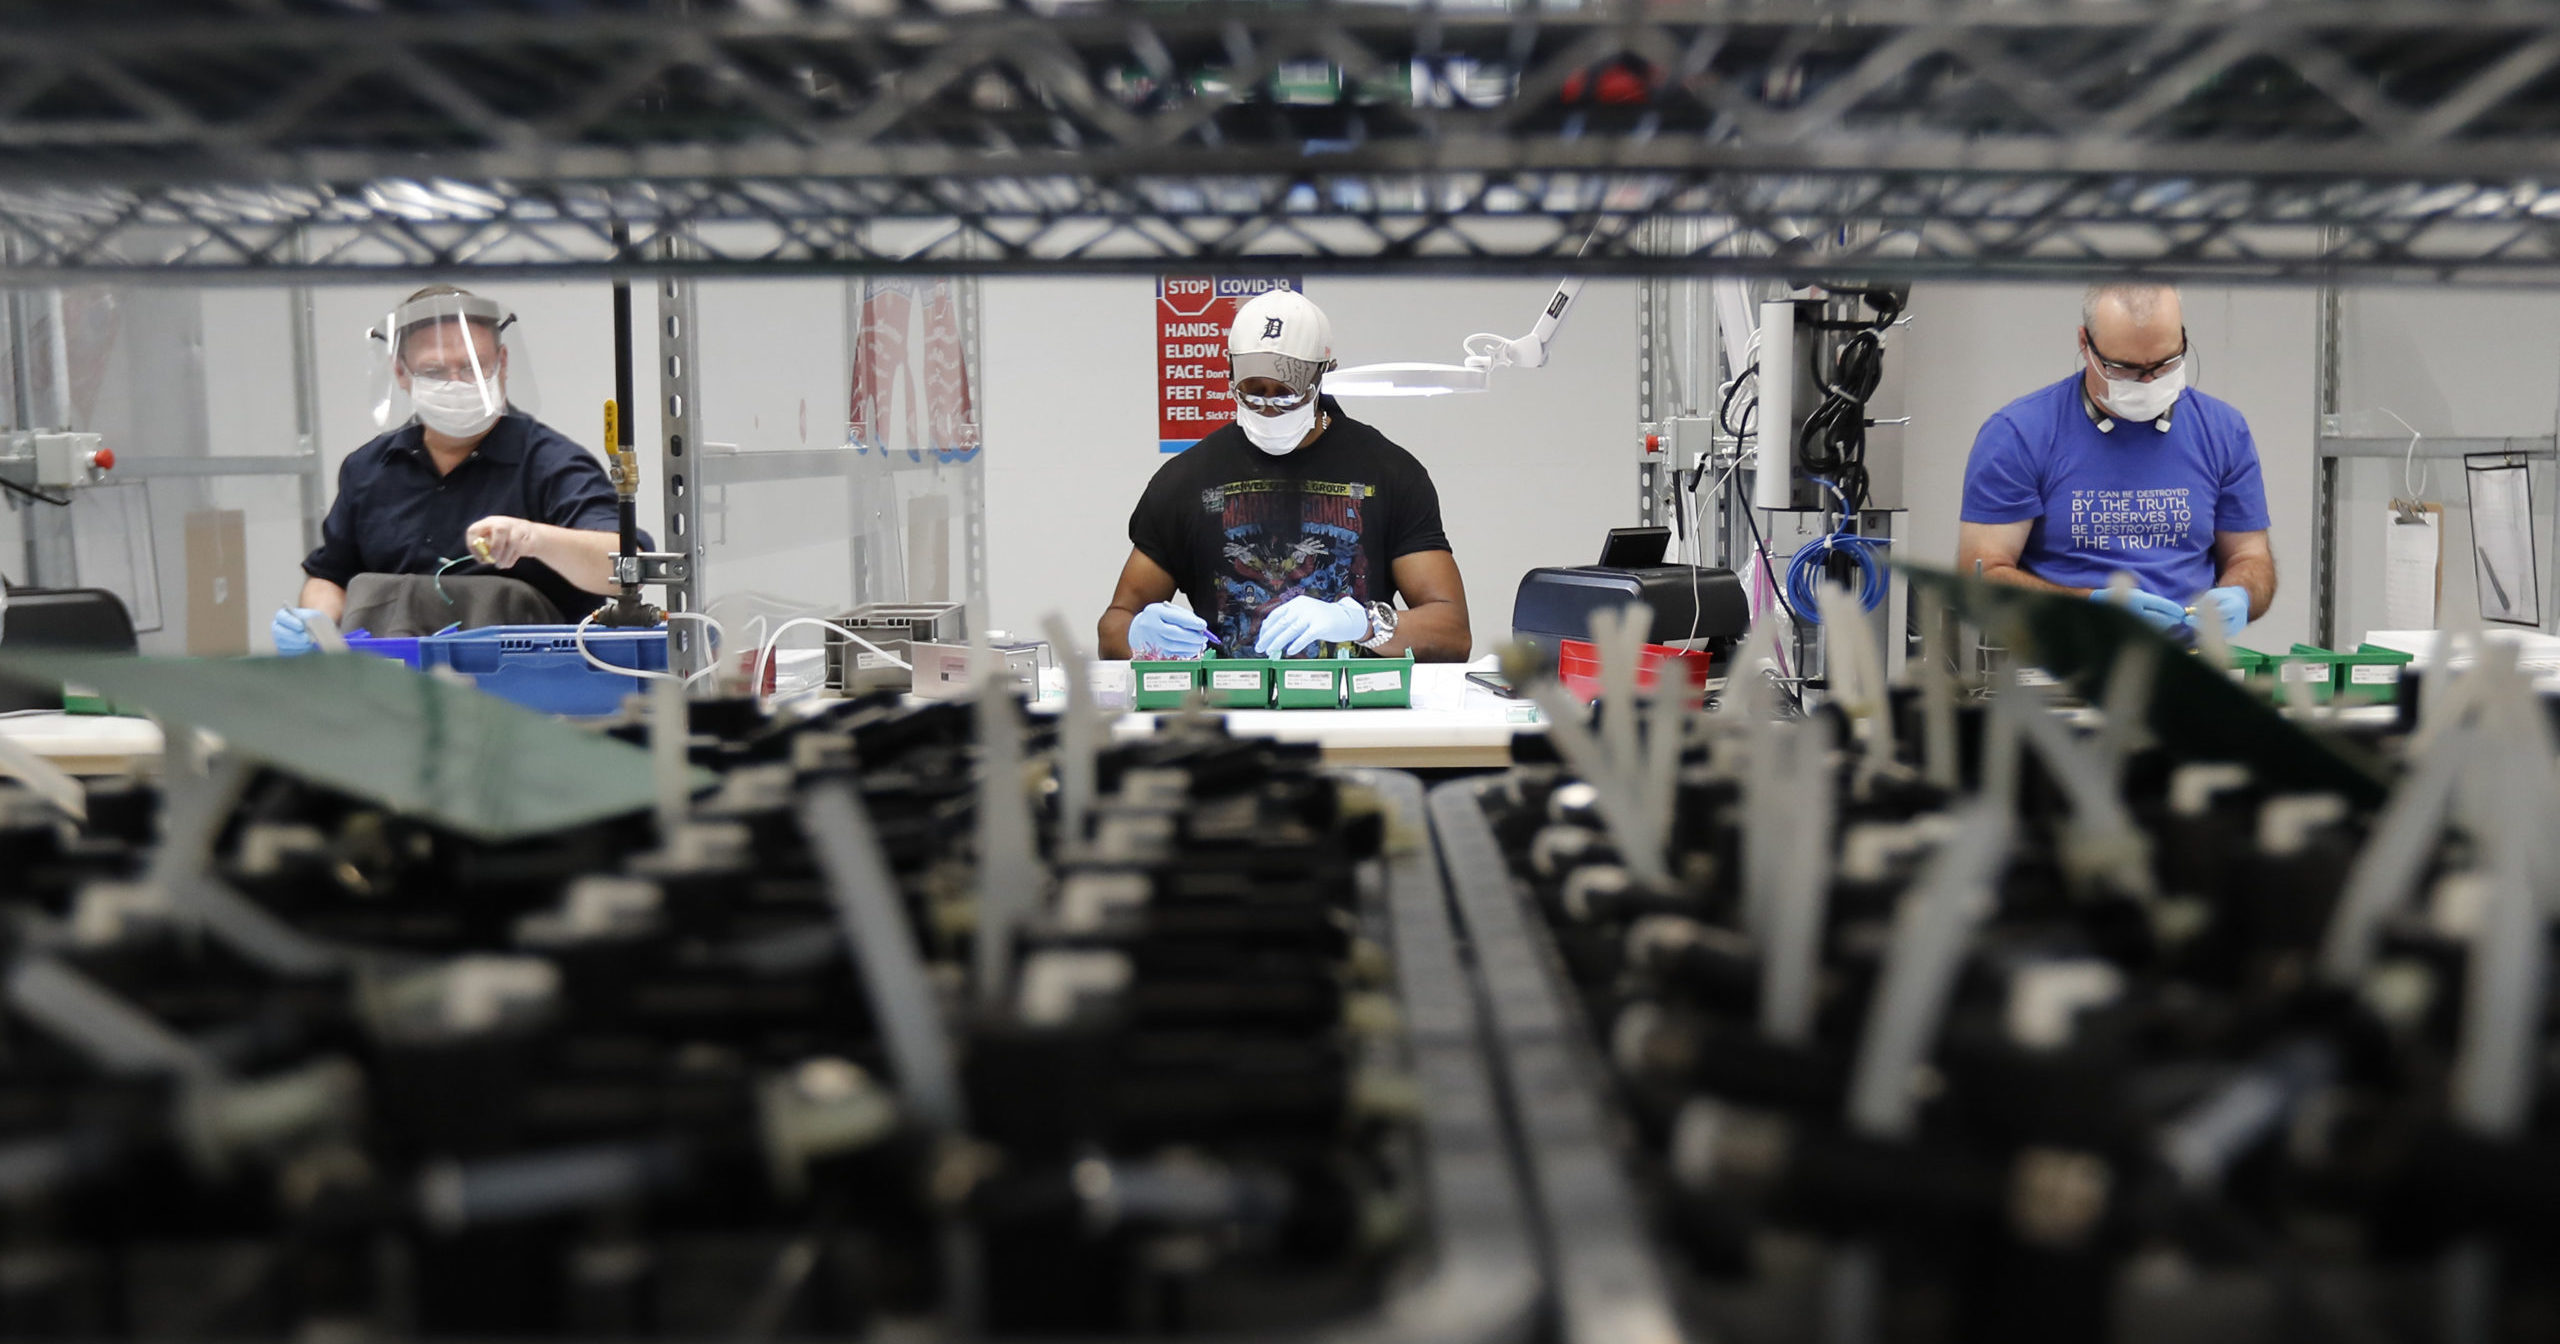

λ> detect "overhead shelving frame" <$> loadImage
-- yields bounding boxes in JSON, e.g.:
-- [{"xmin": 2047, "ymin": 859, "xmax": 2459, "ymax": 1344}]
[{"xmin": 7, "ymin": 2, "xmax": 2560, "ymax": 280}]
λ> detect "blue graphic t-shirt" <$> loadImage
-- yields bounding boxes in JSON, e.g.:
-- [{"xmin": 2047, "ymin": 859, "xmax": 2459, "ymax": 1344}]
[{"xmin": 1961, "ymin": 374, "xmax": 2270, "ymax": 600}]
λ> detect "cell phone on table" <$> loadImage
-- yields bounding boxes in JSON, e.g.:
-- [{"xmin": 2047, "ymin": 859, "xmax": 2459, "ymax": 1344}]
[{"xmin": 1465, "ymin": 669, "xmax": 1523, "ymax": 699}]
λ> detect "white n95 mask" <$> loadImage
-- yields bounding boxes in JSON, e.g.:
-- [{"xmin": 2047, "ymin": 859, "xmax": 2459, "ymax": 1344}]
[
  {"xmin": 410, "ymin": 376, "xmax": 503, "ymax": 438},
  {"xmin": 1238, "ymin": 399, "xmax": 1317, "ymax": 455},
  {"xmin": 2101, "ymin": 365, "xmax": 2185, "ymax": 425}
]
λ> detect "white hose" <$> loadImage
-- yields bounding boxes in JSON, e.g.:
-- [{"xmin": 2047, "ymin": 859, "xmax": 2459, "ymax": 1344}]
[{"xmin": 574, "ymin": 609, "xmax": 677, "ymax": 683}]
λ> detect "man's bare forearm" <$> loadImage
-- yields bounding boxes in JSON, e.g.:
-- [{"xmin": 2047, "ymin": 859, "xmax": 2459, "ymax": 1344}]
[
  {"xmin": 1977, "ymin": 563, "xmax": 2090, "ymax": 599},
  {"xmin": 2217, "ymin": 554, "xmax": 2276, "ymax": 619},
  {"xmin": 1097, "ymin": 607, "xmax": 1138, "ymax": 660},
  {"xmin": 295, "ymin": 576, "xmax": 347, "ymax": 621},
  {"xmin": 1383, "ymin": 601, "xmax": 1471, "ymax": 663},
  {"xmin": 528, "ymin": 525, "xmax": 623, "ymax": 595}
]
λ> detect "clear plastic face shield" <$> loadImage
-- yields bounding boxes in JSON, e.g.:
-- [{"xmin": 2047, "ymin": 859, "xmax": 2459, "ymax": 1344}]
[{"xmin": 367, "ymin": 292, "xmax": 541, "ymax": 435}]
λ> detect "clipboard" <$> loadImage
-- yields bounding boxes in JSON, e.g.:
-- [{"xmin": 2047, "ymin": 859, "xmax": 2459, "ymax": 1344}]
[{"xmin": 2464, "ymin": 454, "xmax": 2540, "ymax": 627}]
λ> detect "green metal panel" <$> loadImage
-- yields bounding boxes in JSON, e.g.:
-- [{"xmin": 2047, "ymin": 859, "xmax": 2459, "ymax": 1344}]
[
  {"xmin": 0, "ymin": 652, "xmax": 711, "ymax": 842},
  {"xmin": 1902, "ymin": 565, "xmax": 2390, "ymax": 806}
]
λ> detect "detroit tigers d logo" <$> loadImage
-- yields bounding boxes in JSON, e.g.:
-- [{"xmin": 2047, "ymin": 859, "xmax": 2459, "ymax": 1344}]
[{"xmin": 1263, "ymin": 317, "xmax": 1284, "ymax": 340}]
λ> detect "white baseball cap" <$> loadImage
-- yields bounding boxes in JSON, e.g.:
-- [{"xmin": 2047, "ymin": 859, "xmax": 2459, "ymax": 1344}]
[{"xmin": 1227, "ymin": 290, "xmax": 1335, "ymax": 391}]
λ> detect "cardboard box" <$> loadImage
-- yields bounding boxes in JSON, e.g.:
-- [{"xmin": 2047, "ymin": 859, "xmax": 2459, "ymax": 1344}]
[{"xmin": 184, "ymin": 508, "xmax": 247, "ymax": 657}]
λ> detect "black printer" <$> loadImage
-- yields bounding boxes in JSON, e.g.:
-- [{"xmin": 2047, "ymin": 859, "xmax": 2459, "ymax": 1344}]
[{"xmin": 1510, "ymin": 527, "xmax": 1751, "ymax": 657}]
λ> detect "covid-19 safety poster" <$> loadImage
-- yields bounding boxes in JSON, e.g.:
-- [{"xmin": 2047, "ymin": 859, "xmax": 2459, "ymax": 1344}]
[{"xmin": 1157, "ymin": 276, "xmax": 1299, "ymax": 454}]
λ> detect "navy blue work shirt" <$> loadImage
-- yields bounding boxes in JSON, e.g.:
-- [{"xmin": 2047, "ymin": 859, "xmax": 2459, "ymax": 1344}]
[{"xmin": 301, "ymin": 411, "xmax": 645, "ymax": 621}]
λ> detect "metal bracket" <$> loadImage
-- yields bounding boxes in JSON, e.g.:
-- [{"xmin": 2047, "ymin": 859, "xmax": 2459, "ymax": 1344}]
[{"xmin": 611, "ymin": 551, "xmax": 690, "ymax": 587}]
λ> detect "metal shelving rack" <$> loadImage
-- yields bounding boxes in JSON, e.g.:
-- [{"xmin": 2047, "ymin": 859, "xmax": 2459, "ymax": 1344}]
[{"xmin": 11, "ymin": 2, "xmax": 2560, "ymax": 281}]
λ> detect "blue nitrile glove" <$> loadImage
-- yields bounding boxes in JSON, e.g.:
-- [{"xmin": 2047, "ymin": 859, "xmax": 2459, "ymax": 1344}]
[
  {"xmin": 271, "ymin": 606, "xmax": 328, "ymax": 656},
  {"xmin": 1128, "ymin": 602, "xmax": 1211, "ymax": 659},
  {"xmin": 2199, "ymin": 585, "xmax": 2250, "ymax": 638},
  {"xmin": 1255, "ymin": 595, "xmax": 1371, "ymax": 657},
  {"xmin": 2089, "ymin": 586, "xmax": 2187, "ymax": 636}
]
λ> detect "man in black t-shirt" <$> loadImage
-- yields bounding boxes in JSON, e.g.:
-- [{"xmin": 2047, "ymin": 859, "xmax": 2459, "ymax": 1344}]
[{"xmin": 1099, "ymin": 291, "xmax": 1472, "ymax": 663}]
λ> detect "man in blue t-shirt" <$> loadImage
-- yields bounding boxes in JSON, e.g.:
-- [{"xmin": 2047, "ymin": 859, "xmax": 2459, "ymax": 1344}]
[{"xmin": 1957, "ymin": 282, "xmax": 2274, "ymax": 639}]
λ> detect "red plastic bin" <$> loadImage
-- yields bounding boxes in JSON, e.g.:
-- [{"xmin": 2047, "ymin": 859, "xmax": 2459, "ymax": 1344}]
[{"xmin": 1556, "ymin": 638, "xmax": 1713, "ymax": 708}]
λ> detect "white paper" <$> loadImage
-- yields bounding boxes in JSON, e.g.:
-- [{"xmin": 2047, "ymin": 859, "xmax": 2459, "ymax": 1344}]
[
  {"xmin": 2465, "ymin": 460, "xmax": 2540, "ymax": 627},
  {"xmin": 2382, "ymin": 505, "xmax": 2442, "ymax": 630},
  {"xmin": 1282, "ymin": 669, "xmax": 1335, "ymax": 691},
  {"xmin": 1210, "ymin": 670, "xmax": 1261, "ymax": 690},
  {"xmin": 1351, "ymin": 670, "xmax": 1404, "ymax": 694}
]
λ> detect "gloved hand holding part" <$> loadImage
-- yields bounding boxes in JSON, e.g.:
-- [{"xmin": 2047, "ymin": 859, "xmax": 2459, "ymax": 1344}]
[
  {"xmin": 2088, "ymin": 586, "xmax": 2188, "ymax": 636},
  {"xmin": 2198, "ymin": 585, "xmax": 2250, "ymax": 638},
  {"xmin": 1128, "ymin": 602, "xmax": 1210, "ymax": 660},
  {"xmin": 1255, "ymin": 595, "xmax": 1371, "ymax": 657},
  {"xmin": 271, "ymin": 606, "xmax": 329, "ymax": 656}
]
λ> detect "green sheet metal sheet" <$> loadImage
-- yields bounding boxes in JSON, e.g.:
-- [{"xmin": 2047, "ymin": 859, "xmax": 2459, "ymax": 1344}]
[
  {"xmin": 1902, "ymin": 565, "xmax": 2391, "ymax": 807},
  {"xmin": 0, "ymin": 652, "xmax": 710, "ymax": 843}
]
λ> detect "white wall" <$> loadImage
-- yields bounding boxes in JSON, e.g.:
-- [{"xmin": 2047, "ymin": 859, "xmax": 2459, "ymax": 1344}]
[
  {"xmin": 979, "ymin": 277, "xmax": 1641, "ymax": 655},
  {"xmin": 1895, "ymin": 282, "xmax": 2319, "ymax": 649},
  {"xmin": 2332, "ymin": 289, "xmax": 2560, "ymax": 641},
  {"xmin": 51, "ymin": 270, "xmax": 2532, "ymax": 667}
]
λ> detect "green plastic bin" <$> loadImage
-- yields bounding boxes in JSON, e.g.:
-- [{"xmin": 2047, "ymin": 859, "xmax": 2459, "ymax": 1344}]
[
  {"xmin": 1131, "ymin": 660, "xmax": 1204, "ymax": 710},
  {"xmin": 1274, "ymin": 660, "xmax": 1345, "ymax": 709},
  {"xmin": 2292, "ymin": 643, "xmax": 2414, "ymax": 706},
  {"xmin": 2267, "ymin": 646, "xmax": 2338, "ymax": 705},
  {"xmin": 2223, "ymin": 646, "xmax": 2272, "ymax": 687},
  {"xmin": 1201, "ymin": 657, "xmax": 1276, "ymax": 709},
  {"xmin": 1343, "ymin": 656, "xmax": 1416, "ymax": 709}
]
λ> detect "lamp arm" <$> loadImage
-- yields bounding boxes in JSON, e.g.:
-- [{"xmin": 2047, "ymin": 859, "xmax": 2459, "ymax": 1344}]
[{"xmin": 1464, "ymin": 275, "xmax": 1586, "ymax": 370}]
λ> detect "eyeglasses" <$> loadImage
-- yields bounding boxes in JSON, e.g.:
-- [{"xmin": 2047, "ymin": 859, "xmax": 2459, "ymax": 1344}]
[
  {"xmin": 2083, "ymin": 326, "xmax": 2189, "ymax": 382},
  {"xmin": 404, "ymin": 363, "xmax": 494, "ymax": 383},
  {"xmin": 1233, "ymin": 383, "xmax": 1315, "ymax": 413}
]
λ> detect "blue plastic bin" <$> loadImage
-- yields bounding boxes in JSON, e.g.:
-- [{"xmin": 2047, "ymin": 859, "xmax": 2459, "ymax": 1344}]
[
  {"xmin": 414, "ymin": 624, "xmax": 669, "ymax": 717},
  {"xmin": 341, "ymin": 627, "xmax": 438, "ymax": 669}
]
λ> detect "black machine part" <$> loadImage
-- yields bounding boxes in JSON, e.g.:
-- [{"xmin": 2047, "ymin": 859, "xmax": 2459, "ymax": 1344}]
[
  {"xmin": 0, "ymin": 585, "xmax": 136, "ymax": 711},
  {"xmin": 1511, "ymin": 565, "xmax": 1749, "ymax": 658}
]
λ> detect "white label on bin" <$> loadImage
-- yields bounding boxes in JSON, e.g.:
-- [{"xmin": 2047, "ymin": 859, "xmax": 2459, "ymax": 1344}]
[
  {"xmin": 1283, "ymin": 670, "xmax": 1335, "ymax": 691},
  {"xmin": 1351, "ymin": 671, "xmax": 1405, "ymax": 695},
  {"xmin": 855, "ymin": 652, "xmax": 893, "ymax": 669},
  {"xmin": 1210, "ymin": 670, "xmax": 1261, "ymax": 690},
  {"xmin": 2351, "ymin": 663, "xmax": 2401, "ymax": 685},
  {"xmin": 2016, "ymin": 667, "xmax": 2059, "ymax": 688},
  {"xmin": 2229, "ymin": 668, "xmax": 2250, "ymax": 683},
  {"xmin": 2281, "ymin": 662, "xmax": 2331, "ymax": 684},
  {"xmin": 1141, "ymin": 671, "xmax": 1192, "ymax": 692}
]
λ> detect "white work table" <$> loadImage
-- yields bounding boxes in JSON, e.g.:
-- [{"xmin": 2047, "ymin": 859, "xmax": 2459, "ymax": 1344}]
[
  {"xmin": 0, "ymin": 662, "xmax": 1549, "ymax": 783},
  {"xmin": 1096, "ymin": 659, "xmax": 1544, "ymax": 769}
]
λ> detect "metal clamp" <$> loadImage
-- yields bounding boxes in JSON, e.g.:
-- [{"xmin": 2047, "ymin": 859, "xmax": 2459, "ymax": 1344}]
[{"xmin": 611, "ymin": 551, "xmax": 691, "ymax": 587}]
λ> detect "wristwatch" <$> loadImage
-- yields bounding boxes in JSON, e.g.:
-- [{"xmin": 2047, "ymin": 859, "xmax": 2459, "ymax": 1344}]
[{"xmin": 1359, "ymin": 600, "xmax": 1399, "ymax": 652}]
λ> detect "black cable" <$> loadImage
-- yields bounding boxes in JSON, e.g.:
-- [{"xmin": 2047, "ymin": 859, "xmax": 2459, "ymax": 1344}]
[
  {"xmin": 0, "ymin": 478, "xmax": 70, "ymax": 508},
  {"xmin": 1716, "ymin": 359, "xmax": 1759, "ymax": 442},
  {"xmin": 1796, "ymin": 327, "xmax": 1883, "ymax": 515}
]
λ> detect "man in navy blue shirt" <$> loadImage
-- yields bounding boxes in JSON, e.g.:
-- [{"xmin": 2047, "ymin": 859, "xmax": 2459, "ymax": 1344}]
[
  {"xmin": 1957, "ymin": 282, "xmax": 2275, "ymax": 639},
  {"xmin": 276, "ymin": 287, "xmax": 633, "ymax": 649}
]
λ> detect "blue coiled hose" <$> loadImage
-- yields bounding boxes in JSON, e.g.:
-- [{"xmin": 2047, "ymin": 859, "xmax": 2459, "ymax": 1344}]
[{"xmin": 1784, "ymin": 532, "xmax": 1892, "ymax": 624}]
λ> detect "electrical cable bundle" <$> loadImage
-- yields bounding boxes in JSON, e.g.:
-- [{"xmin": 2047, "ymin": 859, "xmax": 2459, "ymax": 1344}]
[{"xmin": 1793, "ymin": 294, "xmax": 1898, "ymax": 516}]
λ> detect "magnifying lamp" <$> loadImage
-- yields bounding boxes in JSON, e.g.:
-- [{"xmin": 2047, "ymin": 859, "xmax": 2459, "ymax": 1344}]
[{"xmin": 1326, "ymin": 276, "xmax": 1585, "ymax": 399}]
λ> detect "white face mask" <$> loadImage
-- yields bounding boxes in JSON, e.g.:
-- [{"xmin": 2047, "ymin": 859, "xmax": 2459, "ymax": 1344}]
[
  {"xmin": 1238, "ymin": 398, "xmax": 1318, "ymax": 455},
  {"xmin": 2097, "ymin": 363, "xmax": 2185, "ymax": 425},
  {"xmin": 411, "ymin": 376, "xmax": 503, "ymax": 439}
]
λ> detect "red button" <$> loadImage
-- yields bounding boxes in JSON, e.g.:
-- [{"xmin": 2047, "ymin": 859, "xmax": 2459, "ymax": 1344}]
[{"xmin": 91, "ymin": 447, "xmax": 113, "ymax": 471}]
